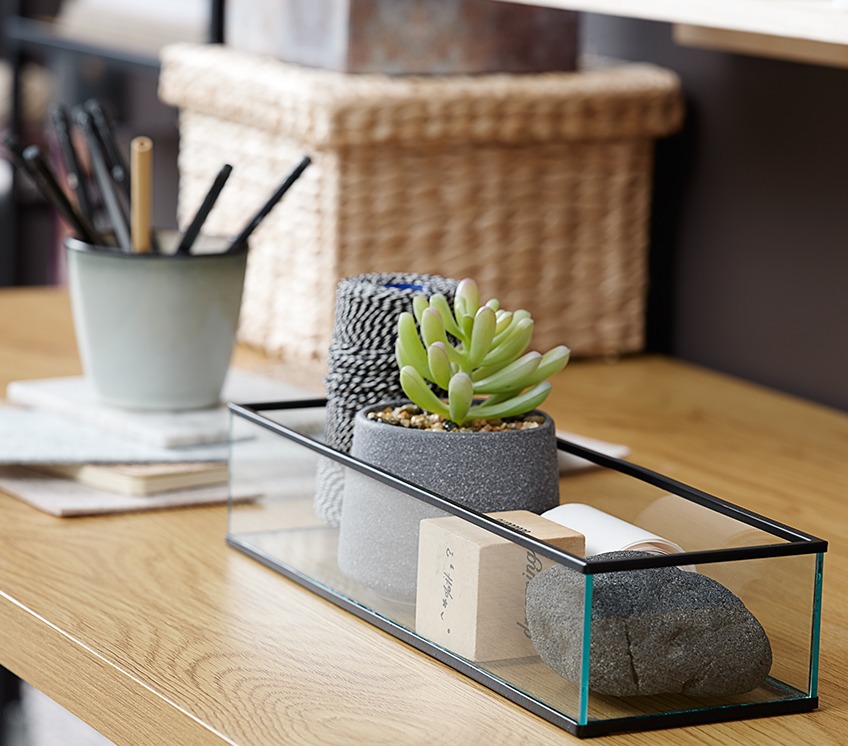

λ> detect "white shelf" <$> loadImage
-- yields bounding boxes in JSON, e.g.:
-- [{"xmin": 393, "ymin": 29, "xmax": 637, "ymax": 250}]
[{"xmin": 500, "ymin": 0, "xmax": 848, "ymax": 47}]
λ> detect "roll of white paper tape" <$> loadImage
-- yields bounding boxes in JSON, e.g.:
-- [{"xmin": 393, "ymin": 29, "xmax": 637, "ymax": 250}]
[
  {"xmin": 636, "ymin": 493, "xmax": 765, "ymax": 551},
  {"xmin": 542, "ymin": 503, "xmax": 694, "ymax": 570}
]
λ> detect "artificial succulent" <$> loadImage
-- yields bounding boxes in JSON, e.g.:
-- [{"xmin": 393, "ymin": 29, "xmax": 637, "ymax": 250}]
[{"xmin": 395, "ymin": 278, "xmax": 570, "ymax": 426}]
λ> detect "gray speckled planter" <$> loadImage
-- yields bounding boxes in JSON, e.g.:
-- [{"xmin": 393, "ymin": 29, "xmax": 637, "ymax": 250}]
[{"xmin": 337, "ymin": 402, "xmax": 560, "ymax": 603}]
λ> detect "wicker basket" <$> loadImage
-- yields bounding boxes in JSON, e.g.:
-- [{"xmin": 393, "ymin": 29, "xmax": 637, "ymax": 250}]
[{"xmin": 159, "ymin": 44, "xmax": 683, "ymax": 365}]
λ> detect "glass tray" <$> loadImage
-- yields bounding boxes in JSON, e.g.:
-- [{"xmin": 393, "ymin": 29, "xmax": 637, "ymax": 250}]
[{"xmin": 226, "ymin": 399, "xmax": 826, "ymax": 738}]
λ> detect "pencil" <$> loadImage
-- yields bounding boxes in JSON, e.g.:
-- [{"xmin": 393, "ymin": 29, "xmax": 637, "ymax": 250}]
[
  {"xmin": 225, "ymin": 155, "xmax": 311, "ymax": 253},
  {"xmin": 174, "ymin": 163, "xmax": 233, "ymax": 255},
  {"xmin": 130, "ymin": 136, "xmax": 153, "ymax": 253}
]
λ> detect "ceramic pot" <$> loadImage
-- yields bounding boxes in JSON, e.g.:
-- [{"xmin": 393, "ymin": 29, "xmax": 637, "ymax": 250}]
[
  {"xmin": 336, "ymin": 402, "xmax": 560, "ymax": 603},
  {"xmin": 66, "ymin": 231, "xmax": 247, "ymax": 410}
]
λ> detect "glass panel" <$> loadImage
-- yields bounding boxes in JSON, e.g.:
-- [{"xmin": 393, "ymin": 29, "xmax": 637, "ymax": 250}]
[
  {"xmin": 579, "ymin": 552, "xmax": 818, "ymax": 722},
  {"xmin": 555, "ymin": 467, "xmax": 788, "ymax": 552},
  {"xmin": 547, "ymin": 468, "xmax": 819, "ymax": 722},
  {"xmin": 228, "ymin": 408, "xmax": 590, "ymax": 723}
]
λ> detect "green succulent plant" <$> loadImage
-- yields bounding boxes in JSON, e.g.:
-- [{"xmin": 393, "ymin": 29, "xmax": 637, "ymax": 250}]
[{"xmin": 395, "ymin": 278, "xmax": 570, "ymax": 426}]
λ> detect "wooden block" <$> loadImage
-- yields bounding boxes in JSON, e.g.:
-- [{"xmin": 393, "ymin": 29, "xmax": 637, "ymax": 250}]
[{"xmin": 415, "ymin": 510, "xmax": 584, "ymax": 662}]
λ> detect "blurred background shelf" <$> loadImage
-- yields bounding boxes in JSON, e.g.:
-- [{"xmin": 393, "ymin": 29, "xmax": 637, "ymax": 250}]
[
  {"xmin": 5, "ymin": 16, "xmax": 163, "ymax": 70},
  {"xmin": 0, "ymin": 0, "xmax": 224, "ymax": 286},
  {"xmin": 500, "ymin": 0, "xmax": 848, "ymax": 47}
]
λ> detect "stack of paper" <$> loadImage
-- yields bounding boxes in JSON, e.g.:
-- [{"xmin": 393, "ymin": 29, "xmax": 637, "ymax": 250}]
[{"xmin": 0, "ymin": 369, "xmax": 320, "ymax": 517}]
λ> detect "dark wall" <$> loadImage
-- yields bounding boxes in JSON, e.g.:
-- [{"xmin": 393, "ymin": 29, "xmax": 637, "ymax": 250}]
[{"xmin": 583, "ymin": 15, "xmax": 848, "ymax": 412}]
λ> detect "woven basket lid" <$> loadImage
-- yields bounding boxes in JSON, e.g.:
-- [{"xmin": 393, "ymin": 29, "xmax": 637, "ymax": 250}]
[{"xmin": 159, "ymin": 43, "xmax": 683, "ymax": 149}]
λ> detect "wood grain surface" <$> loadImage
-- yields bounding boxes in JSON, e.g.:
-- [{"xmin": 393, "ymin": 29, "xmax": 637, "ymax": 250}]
[{"xmin": 1, "ymin": 288, "xmax": 846, "ymax": 745}]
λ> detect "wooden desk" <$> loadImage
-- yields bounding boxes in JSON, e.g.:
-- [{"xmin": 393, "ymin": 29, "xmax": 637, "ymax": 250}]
[{"xmin": 1, "ymin": 287, "xmax": 845, "ymax": 744}]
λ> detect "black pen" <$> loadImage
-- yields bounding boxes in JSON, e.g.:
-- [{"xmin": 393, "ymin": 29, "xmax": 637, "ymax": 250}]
[
  {"xmin": 175, "ymin": 163, "xmax": 233, "ymax": 254},
  {"xmin": 75, "ymin": 108, "xmax": 132, "ymax": 250},
  {"xmin": 3, "ymin": 134, "xmax": 33, "ymax": 177},
  {"xmin": 85, "ymin": 100, "xmax": 160, "ymax": 253},
  {"xmin": 49, "ymin": 102, "xmax": 95, "ymax": 220},
  {"xmin": 11, "ymin": 142, "xmax": 103, "ymax": 245},
  {"xmin": 84, "ymin": 99, "xmax": 130, "ymax": 200},
  {"xmin": 225, "ymin": 156, "xmax": 311, "ymax": 253}
]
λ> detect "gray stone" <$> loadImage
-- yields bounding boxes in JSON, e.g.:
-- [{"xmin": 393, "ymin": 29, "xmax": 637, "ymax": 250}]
[{"xmin": 525, "ymin": 551, "xmax": 773, "ymax": 698}]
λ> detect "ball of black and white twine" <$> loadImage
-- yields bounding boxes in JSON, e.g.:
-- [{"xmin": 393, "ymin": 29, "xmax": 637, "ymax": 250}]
[
  {"xmin": 315, "ymin": 272, "xmax": 458, "ymax": 525},
  {"xmin": 325, "ymin": 272, "xmax": 459, "ymax": 451}
]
